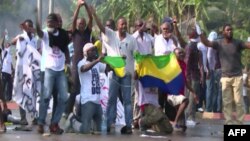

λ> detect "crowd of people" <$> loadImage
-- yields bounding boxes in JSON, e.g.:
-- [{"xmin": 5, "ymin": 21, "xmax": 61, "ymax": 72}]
[{"xmin": 0, "ymin": 0, "xmax": 250, "ymax": 135}]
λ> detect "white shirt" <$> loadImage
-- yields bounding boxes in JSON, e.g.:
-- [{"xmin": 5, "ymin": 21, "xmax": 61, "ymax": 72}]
[
  {"xmin": 41, "ymin": 31, "xmax": 65, "ymax": 71},
  {"xmin": 154, "ymin": 34, "xmax": 177, "ymax": 56},
  {"xmin": 40, "ymin": 38, "xmax": 47, "ymax": 72},
  {"xmin": 1, "ymin": 47, "xmax": 12, "ymax": 74},
  {"xmin": 78, "ymin": 58, "xmax": 106, "ymax": 104},
  {"xmin": 132, "ymin": 31, "xmax": 154, "ymax": 55},
  {"xmin": 197, "ymin": 42, "xmax": 208, "ymax": 72},
  {"xmin": 16, "ymin": 31, "xmax": 37, "ymax": 58},
  {"xmin": 137, "ymin": 82, "xmax": 159, "ymax": 107},
  {"xmin": 16, "ymin": 31, "xmax": 37, "ymax": 50},
  {"xmin": 207, "ymin": 48, "xmax": 217, "ymax": 71},
  {"xmin": 102, "ymin": 27, "xmax": 138, "ymax": 75}
]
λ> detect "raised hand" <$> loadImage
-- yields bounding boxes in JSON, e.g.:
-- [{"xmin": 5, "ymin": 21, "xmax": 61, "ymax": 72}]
[
  {"xmin": 172, "ymin": 16, "xmax": 177, "ymax": 24},
  {"xmin": 78, "ymin": 0, "xmax": 85, "ymax": 6},
  {"xmin": 97, "ymin": 53, "xmax": 105, "ymax": 62},
  {"xmin": 195, "ymin": 22, "xmax": 202, "ymax": 35},
  {"xmin": 89, "ymin": 5, "xmax": 96, "ymax": 14}
]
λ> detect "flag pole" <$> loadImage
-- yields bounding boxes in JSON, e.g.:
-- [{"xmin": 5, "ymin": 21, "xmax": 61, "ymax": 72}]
[
  {"xmin": 37, "ymin": 0, "xmax": 42, "ymax": 25},
  {"xmin": 49, "ymin": 0, "xmax": 54, "ymax": 14}
]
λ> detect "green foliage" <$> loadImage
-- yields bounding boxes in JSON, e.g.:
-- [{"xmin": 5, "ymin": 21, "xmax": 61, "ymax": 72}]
[{"xmin": 234, "ymin": 29, "xmax": 250, "ymax": 67}]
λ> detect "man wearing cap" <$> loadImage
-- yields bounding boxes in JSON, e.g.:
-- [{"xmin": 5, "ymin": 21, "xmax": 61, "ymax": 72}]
[
  {"xmin": 91, "ymin": 7, "xmax": 138, "ymax": 134},
  {"xmin": 36, "ymin": 13, "xmax": 70, "ymax": 134},
  {"xmin": 64, "ymin": 43, "xmax": 105, "ymax": 134},
  {"xmin": 77, "ymin": 43, "xmax": 105, "ymax": 134}
]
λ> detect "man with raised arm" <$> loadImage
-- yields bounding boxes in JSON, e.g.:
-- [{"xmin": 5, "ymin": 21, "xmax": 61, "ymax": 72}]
[
  {"xmin": 90, "ymin": 6, "xmax": 138, "ymax": 134},
  {"xmin": 197, "ymin": 23, "xmax": 250, "ymax": 125},
  {"xmin": 65, "ymin": 0, "xmax": 93, "ymax": 118},
  {"xmin": 36, "ymin": 13, "xmax": 70, "ymax": 134}
]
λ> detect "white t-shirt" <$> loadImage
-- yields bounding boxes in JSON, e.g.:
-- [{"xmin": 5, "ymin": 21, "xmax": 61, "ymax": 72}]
[
  {"xmin": 154, "ymin": 34, "xmax": 177, "ymax": 56},
  {"xmin": 41, "ymin": 31, "xmax": 65, "ymax": 71},
  {"xmin": 1, "ymin": 47, "xmax": 12, "ymax": 74},
  {"xmin": 40, "ymin": 38, "xmax": 47, "ymax": 72},
  {"xmin": 197, "ymin": 42, "xmax": 208, "ymax": 72},
  {"xmin": 101, "ymin": 27, "xmax": 138, "ymax": 75},
  {"xmin": 137, "ymin": 82, "xmax": 159, "ymax": 107},
  {"xmin": 132, "ymin": 31, "xmax": 154, "ymax": 55},
  {"xmin": 207, "ymin": 48, "xmax": 217, "ymax": 71},
  {"xmin": 78, "ymin": 58, "xmax": 106, "ymax": 105},
  {"xmin": 16, "ymin": 31, "xmax": 37, "ymax": 50}
]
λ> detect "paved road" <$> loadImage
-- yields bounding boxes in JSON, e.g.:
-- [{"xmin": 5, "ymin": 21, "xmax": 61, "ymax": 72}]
[
  {"xmin": 0, "ymin": 118, "xmax": 225, "ymax": 141},
  {"xmin": 3, "ymin": 102, "xmax": 250, "ymax": 141}
]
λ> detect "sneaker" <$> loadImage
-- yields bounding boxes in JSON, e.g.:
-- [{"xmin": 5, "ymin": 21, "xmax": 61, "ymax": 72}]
[
  {"xmin": 173, "ymin": 125, "xmax": 183, "ymax": 132},
  {"xmin": 139, "ymin": 126, "xmax": 147, "ymax": 134},
  {"xmin": 0, "ymin": 124, "xmax": 6, "ymax": 133},
  {"xmin": 186, "ymin": 120, "xmax": 197, "ymax": 127},
  {"xmin": 49, "ymin": 124, "xmax": 64, "ymax": 135},
  {"xmin": 120, "ymin": 126, "xmax": 132, "ymax": 134},
  {"xmin": 37, "ymin": 125, "xmax": 44, "ymax": 134},
  {"xmin": 197, "ymin": 108, "xmax": 204, "ymax": 113},
  {"xmin": 64, "ymin": 113, "xmax": 75, "ymax": 133}
]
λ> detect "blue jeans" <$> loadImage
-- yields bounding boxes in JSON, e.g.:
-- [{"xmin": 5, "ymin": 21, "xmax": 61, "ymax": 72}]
[
  {"xmin": 206, "ymin": 70, "xmax": 215, "ymax": 112},
  {"xmin": 80, "ymin": 102, "xmax": 103, "ymax": 133},
  {"xmin": 106, "ymin": 73, "xmax": 132, "ymax": 128},
  {"xmin": 38, "ymin": 69, "xmax": 68, "ymax": 125}
]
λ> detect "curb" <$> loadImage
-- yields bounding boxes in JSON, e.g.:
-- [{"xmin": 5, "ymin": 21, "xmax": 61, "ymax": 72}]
[
  {"xmin": 7, "ymin": 102, "xmax": 19, "ymax": 110},
  {"xmin": 202, "ymin": 112, "xmax": 250, "ymax": 121}
]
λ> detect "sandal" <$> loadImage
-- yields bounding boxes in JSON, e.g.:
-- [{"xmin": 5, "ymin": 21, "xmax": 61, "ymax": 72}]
[{"xmin": 0, "ymin": 124, "xmax": 6, "ymax": 133}]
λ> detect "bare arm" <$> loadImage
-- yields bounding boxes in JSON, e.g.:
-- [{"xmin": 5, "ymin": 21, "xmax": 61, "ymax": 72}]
[
  {"xmin": 195, "ymin": 23, "xmax": 213, "ymax": 47},
  {"xmin": 65, "ymin": 47, "xmax": 70, "ymax": 65},
  {"xmin": 200, "ymin": 33, "xmax": 214, "ymax": 47},
  {"xmin": 36, "ymin": 9, "xmax": 44, "ymax": 39},
  {"xmin": 1, "ymin": 33, "xmax": 5, "ymax": 50},
  {"xmin": 10, "ymin": 36, "xmax": 19, "ymax": 46},
  {"xmin": 80, "ymin": 55, "xmax": 103, "ymax": 72},
  {"xmin": 72, "ymin": 3, "xmax": 82, "ymax": 33},
  {"xmin": 84, "ymin": 1, "xmax": 93, "ymax": 30},
  {"xmin": 138, "ymin": 22, "xmax": 146, "ymax": 33},
  {"xmin": 173, "ymin": 22, "xmax": 187, "ymax": 48},
  {"xmin": 90, "ymin": 6, "xmax": 105, "ymax": 34}
]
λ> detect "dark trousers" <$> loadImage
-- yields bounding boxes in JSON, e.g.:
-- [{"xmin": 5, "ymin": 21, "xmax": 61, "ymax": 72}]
[
  {"xmin": 1, "ymin": 72, "xmax": 12, "ymax": 101},
  {"xmin": 64, "ymin": 68, "xmax": 80, "ymax": 116}
]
